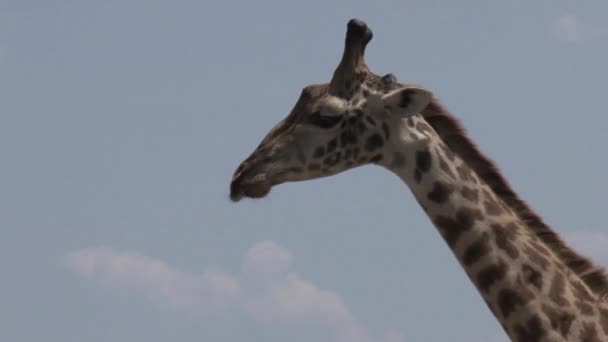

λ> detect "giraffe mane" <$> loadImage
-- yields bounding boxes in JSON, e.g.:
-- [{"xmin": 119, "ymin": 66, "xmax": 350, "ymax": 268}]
[{"xmin": 420, "ymin": 97, "xmax": 608, "ymax": 299}]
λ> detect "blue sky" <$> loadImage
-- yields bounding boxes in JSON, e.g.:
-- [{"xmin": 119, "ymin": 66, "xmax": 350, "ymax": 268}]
[{"xmin": 2, "ymin": 1, "xmax": 608, "ymax": 341}]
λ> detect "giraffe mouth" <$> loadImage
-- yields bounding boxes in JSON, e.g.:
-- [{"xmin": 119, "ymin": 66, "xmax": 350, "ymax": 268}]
[{"xmin": 229, "ymin": 172, "xmax": 272, "ymax": 202}]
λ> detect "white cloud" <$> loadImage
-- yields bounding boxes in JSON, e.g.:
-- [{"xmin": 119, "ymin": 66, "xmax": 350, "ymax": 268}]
[
  {"xmin": 66, "ymin": 241, "xmax": 403, "ymax": 342},
  {"xmin": 554, "ymin": 15, "xmax": 588, "ymax": 43},
  {"xmin": 553, "ymin": 14, "xmax": 608, "ymax": 43},
  {"xmin": 66, "ymin": 246, "xmax": 241, "ymax": 314}
]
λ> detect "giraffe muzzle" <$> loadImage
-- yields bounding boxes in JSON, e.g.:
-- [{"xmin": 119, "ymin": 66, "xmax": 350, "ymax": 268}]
[{"xmin": 229, "ymin": 164, "xmax": 272, "ymax": 202}]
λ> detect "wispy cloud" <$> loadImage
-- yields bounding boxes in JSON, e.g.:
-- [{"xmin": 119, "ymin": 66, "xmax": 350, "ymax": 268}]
[
  {"xmin": 554, "ymin": 15, "xmax": 588, "ymax": 43},
  {"xmin": 553, "ymin": 14, "xmax": 607, "ymax": 43},
  {"xmin": 66, "ymin": 241, "xmax": 403, "ymax": 342},
  {"xmin": 66, "ymin": 246, "xmax": 241, "ymax": 314}
]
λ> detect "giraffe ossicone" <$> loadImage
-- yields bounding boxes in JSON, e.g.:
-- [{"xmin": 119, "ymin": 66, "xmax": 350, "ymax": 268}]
[{"xmin": 229, "ymin": 19, "xmax": 608, "ymax": 342}]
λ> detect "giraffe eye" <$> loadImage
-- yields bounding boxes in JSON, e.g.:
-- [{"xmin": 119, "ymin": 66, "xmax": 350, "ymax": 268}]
[{"xmin": 309, "ymin": 111, "xmax": 342, "ymax": 129}]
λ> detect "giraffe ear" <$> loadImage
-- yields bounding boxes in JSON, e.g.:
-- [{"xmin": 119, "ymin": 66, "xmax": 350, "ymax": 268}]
[{"xmin": 382, "ymin": 87, "xmax": 433, "ymax": 116}]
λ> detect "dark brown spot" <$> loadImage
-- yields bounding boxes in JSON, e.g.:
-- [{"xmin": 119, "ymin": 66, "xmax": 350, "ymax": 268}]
[
  {"xmin": 522, "ymin": 264, "xmax": 543, "ymax": 290},
  {"xmin": 313, "ymin": 146, "xmax": 325, "ymax": 159},
  {"xmin": 427, "ymin": 181, "xmax": 453, "ymax": 204},
  {"xmin": 415, "ymin": 149, "xmax": 432, "ymax": 173},
  {"xmin": 434, "ymin": 208, "xmax": 479, "ymax": 248},
  {"xmin": 513, "ymin": 315, "xmax": 544, "ymax": 342},
  {"xmin": 477, "ymin": 262, "xmax": 507, "ymax": 293},
  {"xmin": 334, "ymin": 152, "xmax": 342, "ymax": 164},
  {"xmin": 498, "ymin": 288, "xmax": 530, "ymax": 319},
  {"xmin": 493, "ymin": 224, "xmax": 519, "ymax": 259},
  {"xmin": 463, "ymin": 233, "xmax": 489, "ymax": 266},
  {"xmin": 323, "ymin": 152, "xmax": 341, "ymax": 167},
  {"xmin": 327, "ymin": 139, "xmax": 338, "ymax": 153},
  {"xmin": 542, "ymin": 304, "xmax": 574, "ymax": 338},
  {"xmin": 399, "ymin": 89, "xmax": 415, "ymax": 108},
  {"xmin": 340, "ymin": 130, "xmax": 358, "ymax": 147},
  {"xmin": 365, "ymin": 134, "xmax": 384, "ymax": 152},
  {"xmin": 344, "ymin": 149, "xmax": 352, "ymax": 160},
  {"xmin": 560, "ymin": 315, "xmax": 575, "ymax": 338},
  {"xmin": 460, "ymin": 186, "xmax": 479, "ymax": 202},
  {"xmin": 470, "ymin": 208, "xmax": 484, "ymax": 221}
]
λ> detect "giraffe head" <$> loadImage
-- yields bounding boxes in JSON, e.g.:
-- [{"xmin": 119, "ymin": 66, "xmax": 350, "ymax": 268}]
[
  {"xmin": 229, "ymin": 19, "xmax": 433, "ymax": 201},
  {"xmin": 229, "ymin": 83, "xmax": 432, "ymax": 201}
]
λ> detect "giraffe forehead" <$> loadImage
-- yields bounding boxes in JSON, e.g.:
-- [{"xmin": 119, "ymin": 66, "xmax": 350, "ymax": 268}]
[{"xmin": 300, "ymin": 73, "xmax": 393, "ymax": 108}]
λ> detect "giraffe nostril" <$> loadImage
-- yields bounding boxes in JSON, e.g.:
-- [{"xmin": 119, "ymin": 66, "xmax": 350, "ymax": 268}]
[
  {"xmin": 230, "ymin": 163, "xmax": 250, "ymax": 201},
  {"xmin": 229, "ymin": 173, "xmax": 271, "ymax": 201},
  {"xmin": 229, "ymin": 161, "xmax": 272, "ymax": 202},
  {"xmin": 229, "ymin": 182, "xmax": 241, "ymax": 201},
  {"xmin": 229, "ymin": 177, "xmax": 245, "ymax": 202}
]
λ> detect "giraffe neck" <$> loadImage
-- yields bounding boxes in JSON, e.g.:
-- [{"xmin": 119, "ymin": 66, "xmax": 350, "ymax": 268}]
[{"xmin": 380, "ymin": 114, "xmax": 607, "ymax": 341}]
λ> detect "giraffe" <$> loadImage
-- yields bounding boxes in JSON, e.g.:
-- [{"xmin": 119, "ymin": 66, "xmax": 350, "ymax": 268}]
[{"xmin": 229, "ymin": 19, "xmax": 608, "ymax": 341}]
